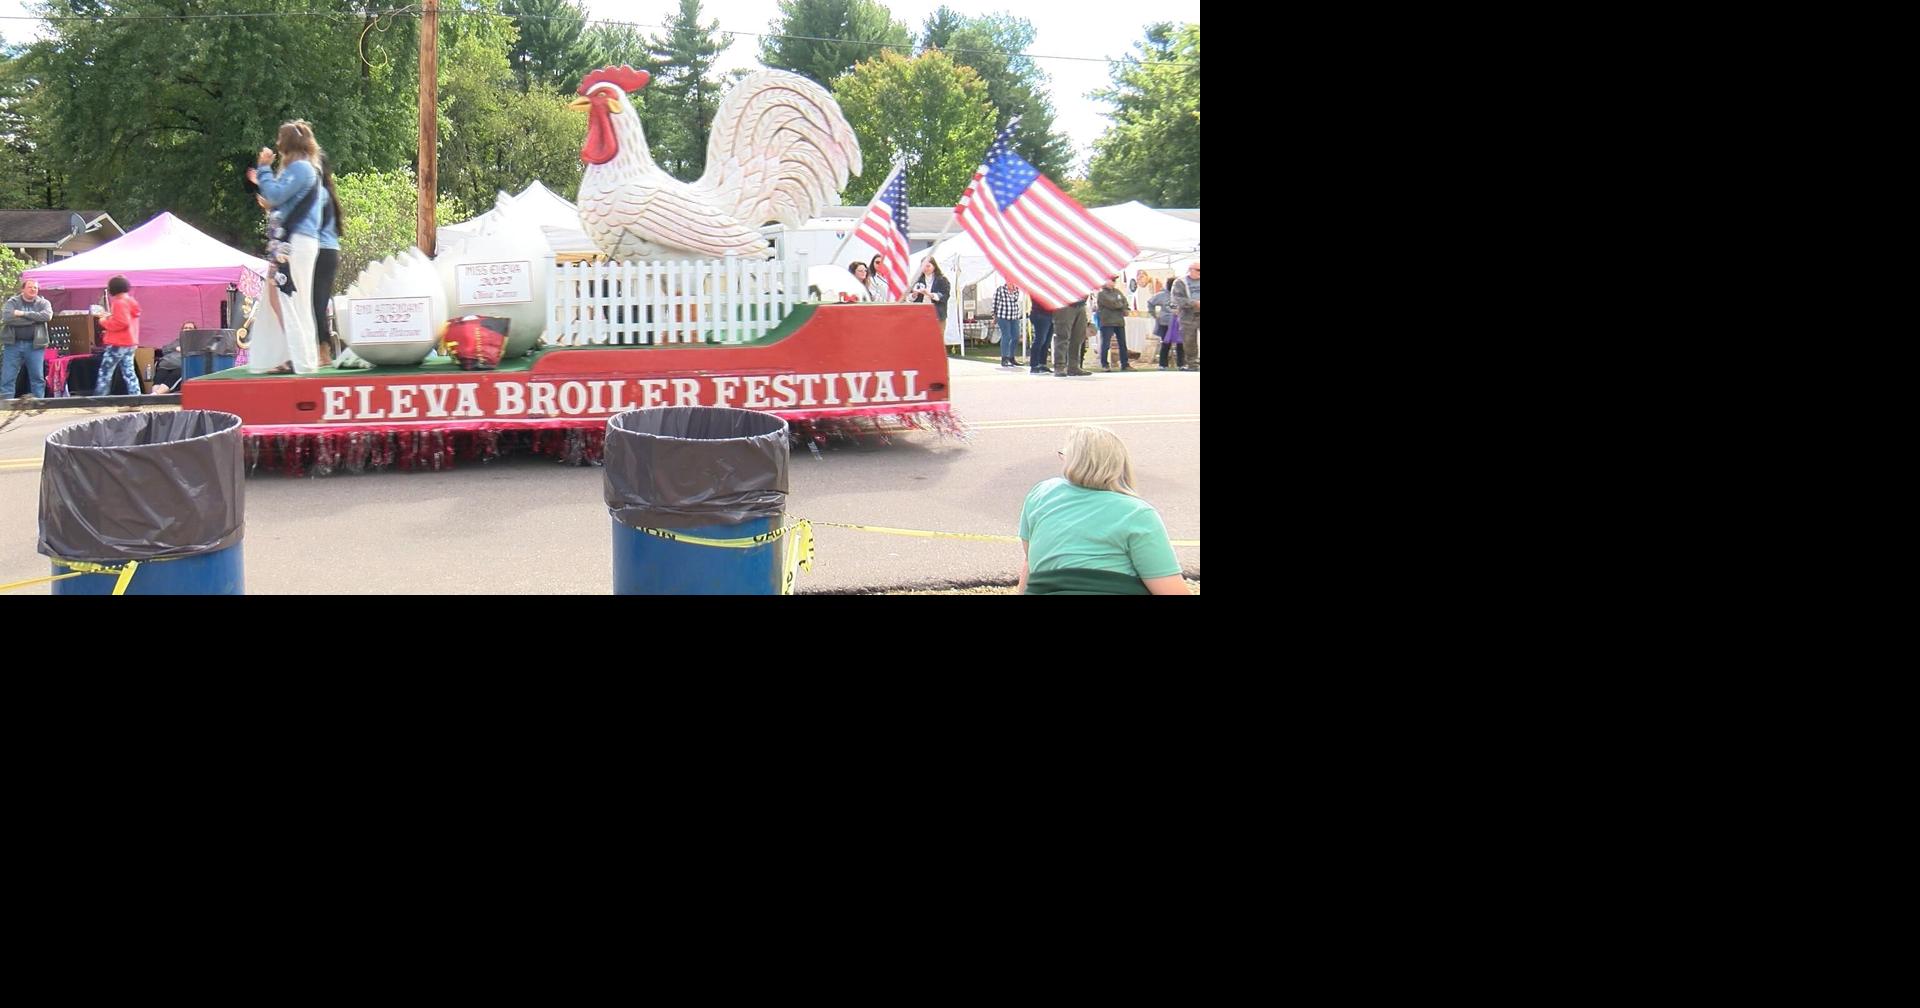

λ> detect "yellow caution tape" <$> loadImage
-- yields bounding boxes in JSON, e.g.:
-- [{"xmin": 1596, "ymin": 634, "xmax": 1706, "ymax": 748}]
[
  {"xmin": 635, "ymin": 520, "xmax": 815, "ymax": 595},
  {"xmin": 633, "ymin": 515, "xmax": 1192, "ymax": 596},
  {"xmin": 810, "ymin": 521, "xmax": 1200, "ymax": 548},
  {"xmin": 0, "ymin": 571, "xmax": 89, "ymax": 593},
  {"xmin": 783, "ymin": 521, "xmax": 815, "ymax": 596},
  {"xmin": 636, "ymin": 523, "xmax": 803, "ymax": 549},
  {"xmin": 812, "ymin": 521, "xmax": 1020, "ymax": 543},
  {"xmin": 4, "ymin": 558, "xmax": 144, "ymax": 595}
]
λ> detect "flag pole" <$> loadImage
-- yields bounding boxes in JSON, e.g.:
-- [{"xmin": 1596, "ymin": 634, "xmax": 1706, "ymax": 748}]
[
  {"xmin": 828, "ymin": 157, "xmax": 905, "ymax": 269},
  {"xmin": 933, "ymin": 116, "xmax": 1021, "ymax": 356},
  {"xmin": 940, "ymin": 118, "xmax": 1029, "ymax": 357},
  {"xmin": 928, "ymin": 116, "xmax": 1020, "ymax": 251}
]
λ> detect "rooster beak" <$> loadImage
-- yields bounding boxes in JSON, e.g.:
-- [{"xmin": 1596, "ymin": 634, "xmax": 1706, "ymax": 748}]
[{"xmin": 569, "ymin": 95, "xmax": 592, "ymax": 111}]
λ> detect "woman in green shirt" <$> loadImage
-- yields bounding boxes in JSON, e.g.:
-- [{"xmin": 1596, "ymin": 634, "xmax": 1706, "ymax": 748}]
[{"xmin": 1017, "ymin": 426, "xmax": 1189, "ymax": 595}]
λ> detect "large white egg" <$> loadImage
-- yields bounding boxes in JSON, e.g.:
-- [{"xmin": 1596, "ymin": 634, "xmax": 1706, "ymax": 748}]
[
  {"xmin": 433, "ymin": 198, "xmax": 552, "ymax": 358},
  {"xmin": 339, "ymin": 248, "xmax": 448, "ymax": 366}
]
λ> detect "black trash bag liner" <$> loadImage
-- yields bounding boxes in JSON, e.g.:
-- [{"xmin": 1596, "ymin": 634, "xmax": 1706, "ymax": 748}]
[
  {"xmin": 604, "ymin": 407, "xmax": 789, "ymax": 529},
  {"xmin": 38, "ymin": 410, "xmax": 246, "ymax": 564}
]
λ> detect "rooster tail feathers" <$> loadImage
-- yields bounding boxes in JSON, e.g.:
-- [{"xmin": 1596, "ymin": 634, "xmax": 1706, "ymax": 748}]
[{"xmin": 700, "ymin": 70, "xmax": 862, "ymax": 230}]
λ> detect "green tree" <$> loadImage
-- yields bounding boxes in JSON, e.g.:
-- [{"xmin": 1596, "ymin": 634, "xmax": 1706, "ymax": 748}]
[
  {"xmin": 0, "ymin": 245, "xmax": 30, "ymax": 293},
  {"xmin": 1084, "ymin": 22, "xmax": 1199, "ymax": 207},
  {"xmin": 24, "ymin": 0, "xmax": 418, "ymax": 246},
  {"xmin": 583, "ymin": 21, "xmax": 649, "ymax": 71},
  {"xmin": 644, "ymin": 0, "xmax": 726, "ymax": 180},
  {"xmin": 919, "ymin": 8, "xmax": 1074, "ymax": 179},
  {"xmin": 333, "ymin": 167, "xmax": 468, "ymax": 296},
  {"xmin": 759, "ymin": 0, "xmax": 912, "ymax": 87},
  {"xmin": 832, "ymin": 49, "xmax": 994, "ymax": 206},
  {"xmin": 437, "ymin": 4, "xmax": 586, "ymax": 210},
  {"xmin": 503, "ymin": 0, "xmax": 595, "ymax": 92},
  {"xmin": 0, "ymin": 46, "xmax": 63, "ymax": 208},
  {"xmin": 918, "ymin": 7, "xmax": 964, "ymax": 49}
]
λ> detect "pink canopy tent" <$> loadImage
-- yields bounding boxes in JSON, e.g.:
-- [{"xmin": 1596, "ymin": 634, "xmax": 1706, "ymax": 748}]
[{"xmin": 23, "ymin": 211, "xmax": 267, "ymax": 350}]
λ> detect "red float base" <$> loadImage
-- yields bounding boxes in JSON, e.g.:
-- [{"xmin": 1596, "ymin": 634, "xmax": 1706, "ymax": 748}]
[{"xmin": 181, "ymin": 303, "xmax": 966, "ymax": 475}]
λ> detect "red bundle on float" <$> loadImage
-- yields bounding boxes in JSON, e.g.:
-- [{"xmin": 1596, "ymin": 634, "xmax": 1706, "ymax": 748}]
[{"xmin": 441, "ymin": 316, "xmax": 510, "ymax": 370}]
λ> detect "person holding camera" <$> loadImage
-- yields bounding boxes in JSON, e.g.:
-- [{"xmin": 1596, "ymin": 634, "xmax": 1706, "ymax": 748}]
[
  {"xmin": 244, "ymin": 120, "xmax": 326, "ymax": 374},
  {"xmin": 909, "ymin": 258, "xmax": 950, "ymax": 326}
]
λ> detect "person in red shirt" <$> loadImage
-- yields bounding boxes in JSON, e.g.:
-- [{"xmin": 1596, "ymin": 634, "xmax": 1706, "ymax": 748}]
[{"xmin": 93, "ymin": 274, "xmax": 142, "ymax": 397}]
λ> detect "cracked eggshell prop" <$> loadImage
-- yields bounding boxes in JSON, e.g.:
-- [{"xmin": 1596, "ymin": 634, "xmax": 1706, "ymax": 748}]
[
  {"xmin": 337, "ymin": 248, "xmax": 449, "ymax": 366},
  {"xmin": 434, "ymin": 200, "xmax": 551, "ymax": 358}
]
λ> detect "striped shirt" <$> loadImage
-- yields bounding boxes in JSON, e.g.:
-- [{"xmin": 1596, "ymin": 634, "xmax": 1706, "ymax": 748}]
[{"xmin": 994, "ymin": 285, "xmax": 1024, "ymax": 320}]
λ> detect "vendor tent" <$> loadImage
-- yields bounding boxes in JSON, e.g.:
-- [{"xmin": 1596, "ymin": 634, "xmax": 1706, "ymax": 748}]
[
  {"xmin": 440, "ymin": 180, "xmax": 598, "ymax": 261},
  {"xmin": 23, "ymin": 212, "xmax": 268, "ymax": 350},
  {"xmin": 1092, "ymin": 201, "xmax": 1200, "ymax": 258},
  {"xmin": 914, "ymin": 201, "xmax": 1198, "ymax": 313},
  {"xmin": 443, "ymin": 179, "xmax": 580, "ymax": 234}
]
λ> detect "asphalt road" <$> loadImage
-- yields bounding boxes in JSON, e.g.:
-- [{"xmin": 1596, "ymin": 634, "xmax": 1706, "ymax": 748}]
[{"xmin": 1, "ymin": 359, "xmax": 1199, "ymax": 594}]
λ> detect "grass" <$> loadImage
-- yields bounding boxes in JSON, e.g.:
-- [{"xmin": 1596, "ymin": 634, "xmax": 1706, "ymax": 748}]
[
  {"xmin": 957, "ymin": 342, "xmax": 1020, "ymax": 366},
  {"xmin": 956, "ymin": 340, "xmax": 1168, "ymax": 370}
]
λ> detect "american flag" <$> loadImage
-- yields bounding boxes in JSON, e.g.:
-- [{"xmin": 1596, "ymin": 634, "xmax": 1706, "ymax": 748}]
[
  {"xmin": 853, "ymin": 161, "xmax": 912, "ymax": 300},
  {"xmin": 955, "ymin": 124, "xmax": 1138, "ymax": 311}
]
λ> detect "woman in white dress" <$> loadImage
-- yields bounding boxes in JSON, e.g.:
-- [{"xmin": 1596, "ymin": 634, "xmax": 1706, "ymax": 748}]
[{"xmin": 244, "ymin": 121, "xmax": 326, "ymax": 374}]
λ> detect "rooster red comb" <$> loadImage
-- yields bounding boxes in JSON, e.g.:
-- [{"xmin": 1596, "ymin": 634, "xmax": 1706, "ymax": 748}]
[{"xmin": 577, "ymin": 65, "xmax": 650, "ymax": 96}]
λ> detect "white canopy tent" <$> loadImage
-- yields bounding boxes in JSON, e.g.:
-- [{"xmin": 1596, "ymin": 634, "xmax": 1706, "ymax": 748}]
[
  {"xmin": 911, "ymin": 200, "xmax": 1198, "ymax": 311},
  {"xmin": 439, "ymin": 180, "xmax": 598, "ymax": 260},
  {"xmin": 1093, "ymin": 201, "xmax": 1200, "ymax": 256},
  {"xmin": 906, "ymin": 202, "xmax": 1198, "ymax": 356},
  {"xmin": 905, "ymin": 244, "xmax": 984, "ymax": 347},
  {"xmin": 442, "ymin": 180, "xmax": 576, "ymax": 231},
  {"xmin": 805, "ymin": 263, "xmax": 867, "ymax": 301}
]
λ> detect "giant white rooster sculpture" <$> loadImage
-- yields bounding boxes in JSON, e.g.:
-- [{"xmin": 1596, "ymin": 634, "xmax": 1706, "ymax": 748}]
[{"xmin": 572, "ymin": 65, "xmax": 863, "ymax": 260}]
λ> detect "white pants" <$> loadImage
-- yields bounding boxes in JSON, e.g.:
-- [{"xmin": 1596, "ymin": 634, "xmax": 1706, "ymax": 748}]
[{"xmin": 247, "ymin": 233, "xmax": 320, "ymax": 374}]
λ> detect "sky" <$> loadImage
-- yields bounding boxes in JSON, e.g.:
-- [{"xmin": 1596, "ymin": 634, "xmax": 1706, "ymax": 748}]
[
  {"xmin": 1, "ymin": 0, "xmax": 1199, "ymax": 172},
  {"xmin": 582, "ymin": 0, "xmax": 1199, "ymax": 171}
]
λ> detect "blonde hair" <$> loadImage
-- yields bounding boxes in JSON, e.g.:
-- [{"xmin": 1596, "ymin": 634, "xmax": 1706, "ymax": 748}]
[
  {"xmin": 1061, "ymin": 425, "xmax": 1137, "ymax": 496},
  {"xmin": 276, "ymin": 119, "xmax": 320, "ymax": 163}
]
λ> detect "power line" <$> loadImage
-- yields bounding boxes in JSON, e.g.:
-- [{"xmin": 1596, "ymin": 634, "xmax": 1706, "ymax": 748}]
[
  {"xmin": 602, "ymin": 21, "xmax": 1199, "ymax": 69},
  {"xmin": 0, "ymin": 10, "xmax": 361, "ymax": 21},
  {"xmin": 0, "ymin": 7, "xmax": 1199, "ymax": 70}
]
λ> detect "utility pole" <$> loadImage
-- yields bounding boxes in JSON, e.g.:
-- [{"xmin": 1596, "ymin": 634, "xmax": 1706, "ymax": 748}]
[{"xmin": 416, "ymin": 0, "xmax": 439, "ymax": 256}]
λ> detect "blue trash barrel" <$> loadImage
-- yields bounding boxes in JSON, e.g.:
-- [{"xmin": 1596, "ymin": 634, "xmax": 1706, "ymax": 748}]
[
  {"xmin": 50, "ymin": 548, "xmax": 245, "ymax": 595},
  {"xmin": 39, "ymin": 410, "xmax": 247, "ymax": 595},
  {"xmin": 179, "ymin": 353, "xmax": 237, "ymax": 382},
  {"xmin": 605, "ymin": 407, "xmax": 790, "ymax": 596}
]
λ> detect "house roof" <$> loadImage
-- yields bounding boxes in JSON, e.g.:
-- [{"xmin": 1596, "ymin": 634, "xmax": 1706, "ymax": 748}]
[
  {"xmin": 0, "ymin": 209, "xmax": 123, "ymax": 245},
  {"xmin": 821, "ymin": 205, "xmax": 956, "ymax": 238}
]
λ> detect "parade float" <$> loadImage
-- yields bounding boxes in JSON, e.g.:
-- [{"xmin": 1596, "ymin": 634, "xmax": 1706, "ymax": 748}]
[{"xmin": 181, "ymin": 66, "xmax": 958, "ymax": 475}]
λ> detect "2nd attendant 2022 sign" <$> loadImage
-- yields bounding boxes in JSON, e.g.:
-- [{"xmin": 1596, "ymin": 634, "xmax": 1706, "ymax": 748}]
[{"xmin": 317, "ymin": 369, "xmax": 937, "ymax": 421}]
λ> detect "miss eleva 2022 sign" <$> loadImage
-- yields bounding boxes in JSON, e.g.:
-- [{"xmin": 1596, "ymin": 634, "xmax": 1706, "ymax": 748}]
[{"xmin": 317, "ymin": 369, "xmax": 936, "ymax": 421}]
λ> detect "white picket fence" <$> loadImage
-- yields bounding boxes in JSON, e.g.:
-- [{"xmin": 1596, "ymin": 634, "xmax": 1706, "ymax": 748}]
[{"xmin": 549, "ymin": 256, "xmax": 807, "ymax": 346}]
